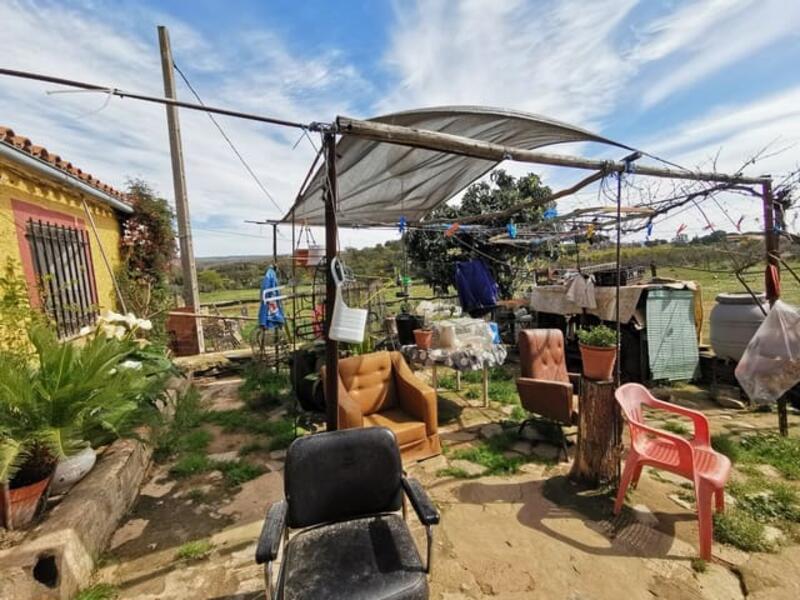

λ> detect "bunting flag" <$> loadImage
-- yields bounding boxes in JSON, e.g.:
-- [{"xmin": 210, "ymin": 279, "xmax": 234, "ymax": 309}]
[
  {"xmin": 676, "ymin": 223, "xmax": 687, "ymax": 236},
  {"xmin": 397, "ymin": 215, "xmax": 407, "ymax": 234},
  {"xmin": 736, "ymin": 216, "xmax": 744, "ymax": 232}
]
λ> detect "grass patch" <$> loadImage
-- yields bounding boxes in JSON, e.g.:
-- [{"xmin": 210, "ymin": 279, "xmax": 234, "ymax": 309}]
[
  {"xmin": 488, "ymin": 379, "xmax": 518, "ymax": 405},
  {"xmin": 662, "ymin": 420, "xmax": 690, "ymax": 436},
  {"xmin": 690, "ymin": 558, "xmax": 707, "ymax": 573},
  {"xmin": 449, "ymin": 430, "xmax": 551, "ymax": 477},
  {"xmin": 437, "ymin": 372, "xmax": 458, "ymax": 390},
  {"xmin": 711, "ymin": 434, "xmax": 741, "ymax": 462},
  {"xmin": 153, "ymin": 386, "xmax": 205, "ymax": 462},
  {"xmin": 238, "ymin": 440, "xmax": 267, "ymax": 456},
  {"xmin": 713, "ymin": 509, "xmax": 768, "ymax": 552},
  {"xmin": 239, "ymin": 363, "xmax": 290, "ymax": 409},
  {"xmin": 179, "ymin": 429, "xmax": 213, "ymax": 453},
  {"xmin": 437, "ymin": 466, "xmax": 473, "ymax": 479},
  {"xmin": 175, "ymin": 539, "xmax": 214, "ymax": 561},
  {"xmin": 217, "ymin": 460, "xmax": 265, "ymax": 487},
  {"xmin": 186, "ymin": 488, "xmax": 208, "ymax": 503},
  {"xmin": 463, "ymin": 387, "xmax": 481, "ymax": 400},
  {"xmin": 169, "ymin": 453, "xmax": 213, "ymax": 478},
  {"xmin": 169, "ymin": 452, "xmax": 265, "ymax": 487},
  {"xmin": 712, "ymin": 433, "xmax": 800, "ymax": 480},
  {"xmin": 74, "ymin": 584, "xmax": 118, "ymax": 600}
]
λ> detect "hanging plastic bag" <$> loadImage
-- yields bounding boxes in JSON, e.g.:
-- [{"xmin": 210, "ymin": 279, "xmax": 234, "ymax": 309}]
[
  {"xmin": 328, "ymin": 257, "xmax": 368, "ymax": 344},
  {"xmin": 735, "ymin": 300, "xmax": 800, "ymax": 404}
]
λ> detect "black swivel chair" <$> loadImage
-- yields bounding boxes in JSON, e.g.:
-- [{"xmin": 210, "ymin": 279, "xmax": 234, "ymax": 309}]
[{"xmin": 255, "ymin": 427, "xmax": 440, "ymax": 599}]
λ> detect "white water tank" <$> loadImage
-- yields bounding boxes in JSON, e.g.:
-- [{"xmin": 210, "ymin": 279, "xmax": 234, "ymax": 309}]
[{"xmin": 709, "ymin": 293, "xmax": 768, "ymax": 361}]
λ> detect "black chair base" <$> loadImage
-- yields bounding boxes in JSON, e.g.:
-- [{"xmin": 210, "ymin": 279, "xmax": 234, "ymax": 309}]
[{"xmin": 518, "ymin": 417, "xmax": 574, "ymax": 462}]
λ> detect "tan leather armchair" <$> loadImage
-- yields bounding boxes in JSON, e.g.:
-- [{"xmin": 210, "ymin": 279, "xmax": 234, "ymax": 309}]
[
  {"xmin": 517, "ymin": 329, "xmax": 579, "ymax": 460},
  {"xmin": 322, "ymin": 351, "xmax": 441, "ymax": 462}
]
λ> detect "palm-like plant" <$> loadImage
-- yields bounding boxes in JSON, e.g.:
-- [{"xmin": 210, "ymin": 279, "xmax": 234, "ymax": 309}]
[{"xmin": 0, "ymin": 325, "xmax": 151, "ymax": 485}]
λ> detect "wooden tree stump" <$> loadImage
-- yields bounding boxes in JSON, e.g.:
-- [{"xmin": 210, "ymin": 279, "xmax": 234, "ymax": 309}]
[{"xmin": 569, "ymin": 379, "xmax": 621, "ymax": 487}]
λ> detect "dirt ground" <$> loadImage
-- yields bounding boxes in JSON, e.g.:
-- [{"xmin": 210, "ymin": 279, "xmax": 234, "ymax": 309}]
[{"xmin": 90, "ymin": 373, "xmax": 800, "ymax": 600}]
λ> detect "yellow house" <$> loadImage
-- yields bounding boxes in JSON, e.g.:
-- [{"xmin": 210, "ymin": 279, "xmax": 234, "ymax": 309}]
[{"xmin": 0, "ymin": 126, "xmax": 132, "ymax": 338}]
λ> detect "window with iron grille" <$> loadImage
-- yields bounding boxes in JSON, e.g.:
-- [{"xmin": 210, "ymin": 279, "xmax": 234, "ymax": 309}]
[{"xmin": 25, "ymin": 218, "xmax": 99, "ymax": 338}]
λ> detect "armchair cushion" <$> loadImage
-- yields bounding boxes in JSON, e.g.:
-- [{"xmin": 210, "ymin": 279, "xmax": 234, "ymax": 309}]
[
  {"xmin": 516, "ymin": 377, "xmax": 577, "ymax": 425},
  {"xmin": 364, "ymin": 409, "xmax": 427, "ymax": 447},
  {"xmin": 279, "ymin": 514, "xmax": 427, "ymax": 600}
]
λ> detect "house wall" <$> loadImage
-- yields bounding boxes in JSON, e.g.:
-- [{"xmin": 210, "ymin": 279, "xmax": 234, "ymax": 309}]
[{"xmin": 0, "ymin": 158, "xmax": 124, "ymax": 312}]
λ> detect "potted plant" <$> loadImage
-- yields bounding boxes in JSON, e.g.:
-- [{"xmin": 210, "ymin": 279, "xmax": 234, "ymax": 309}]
[
  {"xmin": 0, "ymin": 319, "xmax": 161, "ymax": 528},
  {"xmin": 577, "ymin": 324, "xmax": 617, "ymax": 381},
  {"xmin": 413, "ymin": 326, "xmax": 433, "ymax": 350}
]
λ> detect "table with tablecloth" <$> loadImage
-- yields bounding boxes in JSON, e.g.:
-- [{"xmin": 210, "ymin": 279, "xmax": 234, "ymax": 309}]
[{"xmin": 400, "ymin": 344, "xmax": 508, "ymax": 407}]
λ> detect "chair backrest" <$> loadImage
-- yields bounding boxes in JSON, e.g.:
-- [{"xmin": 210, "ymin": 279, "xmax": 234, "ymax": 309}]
[
  {"xmin": 337, "ymin": 351, "xmax": 397, "ymax": 415},
  {"xmin": 284, "ymin": 427, "xmax": 403, "ymax": 529},
  {"xmin": 616, "ymin": 383, "xmax": 659, "ymax": 451},
  {"xmin": 518, "ymin": 329, "xmax": 569, "ymax": 383}
]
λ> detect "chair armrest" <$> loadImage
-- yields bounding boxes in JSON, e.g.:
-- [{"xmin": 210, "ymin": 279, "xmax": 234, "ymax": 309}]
[
  {"xmin": 644, "ymin": 396, "xmax": 710, "ymax": 446},
  {"xmin": 630, "ymin": 421, "xmax": 695, "ymax": 471},
  {"xmin": 391, "ymin": 353, "xmax": 437, "ymax": 436},
  {"xmin": 516, "ymin": 377, "xmax": 575, "ymax": 423},
  {"xmin": 402, "ymin": 477, "xmax": 440, "ymax": 525},
  {"xmin": 255, "ymin": 500, "xmax": 288, "ymax": 564}
]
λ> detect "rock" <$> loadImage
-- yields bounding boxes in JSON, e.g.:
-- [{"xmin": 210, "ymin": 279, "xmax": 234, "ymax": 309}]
[
  {"xmin": 500, "ymin": 405, "xmax": 514, "ymax": 416},
  {"xmin": 631, "ymin": 504, "xmax": 659, "ymax": 527},
  {"xmin": 531, "ymin": 443, "xmax": 560, "ymax": 461},
  {"xmin": 520, "ymin": 426, "xmax": 545, "ymax": 442},
  {"xmin": 449, "ymin": 459, "xmax": 487, "ymax": 477},
  {"xmin": 269, "ymin": 449, "xmax": 287, "ymax": 460},
  {"xmin": 763, "ymin": 525, "xmax": 785, "ymax": 547},
  {"xmin": 442, "ymin": 430, "xmax": 478, "ymax": 443},
  {"xmin": 207, "ymin": 451, "xmax": 238, "ymax": 463},
  {"xmin": 755, "ymin": 464, "xmax": 781, "ymax": 479},
  {"xmin": 418, "ymin": 454, "xmax": 449, "ymax": 474},
  {"xmin": 480, "ymin": 424, "xmax": 504, "ymax": 439},
  {"xmin": 668, "ymin": 493, "xmax": 694, "ymax": 511},
  {"xmin": 716, "ymin": 395, "xmax": 747, "ymax": 410},
  {"xmin": 109, "ymin": 518, "xmax": 149, "ymax": 550},
  {"xmin": 511, "ymin": 441, "xmax": 532, "ymax": 455},
  {"xmin": 140, "ymin": 477, "xmax": 176, "ymax": 499},
  {"xmin": 206, "ymin": 470, "xmax": 224, "ymax": 483},
  {"xmin": 265, "ymin": 460, "xmax": 285, "ymax": 472}
]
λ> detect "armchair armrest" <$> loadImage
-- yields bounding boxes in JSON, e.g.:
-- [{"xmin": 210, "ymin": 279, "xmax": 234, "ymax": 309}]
[
  {"xmin": 644, "ymin": 396, "xmax": 710, "ymax": 446},
  {"xmin": 516, "ymin": 377, "xmax": 575, "ymax": 424},
  {"xmin": 322, "ymin": 366, "xmax": 364, "ymax": 429},
  {"xmin": 402, "ymin": 477, "xmax": 440, "ymax": 525},
  {"xmin": 391, "ymin": 353, "xmax": 437, "ymax": 436},
  {"xmin": 255, "ymin": 500, "xmax": 287, "ymax": 564}
]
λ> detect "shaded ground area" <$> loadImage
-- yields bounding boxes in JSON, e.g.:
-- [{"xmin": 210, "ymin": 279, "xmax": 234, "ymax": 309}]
[{"xmin": 85, "ymin": 370, "xmax": 800, "ymax": 599}]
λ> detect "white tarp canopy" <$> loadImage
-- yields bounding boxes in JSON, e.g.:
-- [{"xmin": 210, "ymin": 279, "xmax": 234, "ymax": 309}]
[{"xmin": 284, "ymin": 106, "xmax": 628, "ymax": 226}]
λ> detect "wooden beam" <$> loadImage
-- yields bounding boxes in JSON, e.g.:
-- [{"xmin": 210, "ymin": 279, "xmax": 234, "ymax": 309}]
[{"xmin": 336, "ymin": 116, "xmax": 771, "ymax": 186}]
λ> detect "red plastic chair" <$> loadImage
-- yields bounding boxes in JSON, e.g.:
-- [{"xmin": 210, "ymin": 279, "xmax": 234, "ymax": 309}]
[{"xmin": 613, "ymin": 383, "xmax": 731, "ymax": 559}]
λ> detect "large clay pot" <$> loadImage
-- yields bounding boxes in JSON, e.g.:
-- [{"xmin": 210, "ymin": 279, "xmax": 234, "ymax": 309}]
[
  {"xmin": 2, "ymin": 475, "xmax": 52, "ymax": 529},
  {"xmin": 51, "ymin": 446, "xmax": 96, "ymax": 495},
  {"xmin": 710, "ymin": 293, "xmax": 768, "ymax": 361},
  {"xmin": 413, "ymin": 328, "xmax": 433, "ymax": 350},
  {"xmin": 579, "ymin": 344, "xmax": 617, "ymax": 381}
]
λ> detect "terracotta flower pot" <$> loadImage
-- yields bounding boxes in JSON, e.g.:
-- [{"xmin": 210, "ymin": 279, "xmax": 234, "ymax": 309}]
[
  {"xmin": 413, "ymin": 328, "xmax": 433, "ymax": 350},
  {"xmin": 579, "ymin": 343, "xmax": 617, "ymax": 381},
  {"xmin": 1, "ymin": 475, "xmax": 52, "ymax": 530}
]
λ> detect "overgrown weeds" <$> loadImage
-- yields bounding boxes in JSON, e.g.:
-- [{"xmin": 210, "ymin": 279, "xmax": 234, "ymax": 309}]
[
  {"xmin": 74, "ymin": 584, "xmax": 118, "ymax": 600},
  {"xmin": 712, "ymin": 433, "xmax": 800, "ymax": 479},
  {"xmin": 442, "ymin": 430, "xmax": 553, "ymax": 478},
  {"xmin": 239, "ymin": 363, "xmax": 290, "ymax": 409},
  {"xmin": 175, "ymin": 539, "xmax": 214, "ymax": 561}
]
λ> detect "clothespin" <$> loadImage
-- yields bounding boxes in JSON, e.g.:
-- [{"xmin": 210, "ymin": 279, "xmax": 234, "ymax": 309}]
[
  {"xmin": 646, "ymin": 219, "xmax": 654, "ymax": 238},
  {"xmin": 445, "ymin": 223, "xmax": 460, "ymax": 237},
  {"xmin": 735, "ymin": 216, "xmax": 744, "ymax": 232},
  {"xmin": 543, "ymin": 207, "xmax": 557, "ymax": 220},
  {"xmin": 586, "ymin": 223, "xmax": 595, "ymax": 239},
  {"xmin": 506, "ymin": 223, "xmax": 517, "ymax": 239},
  {"xmin": 398, "ymin": 216, "xmax": 407, "ymax": 234}
]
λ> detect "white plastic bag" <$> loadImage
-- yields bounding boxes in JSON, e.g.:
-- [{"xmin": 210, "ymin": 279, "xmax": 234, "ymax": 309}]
[{"xmin": 735, "ymin": 300, "xmax": 800, "ymax": 404}]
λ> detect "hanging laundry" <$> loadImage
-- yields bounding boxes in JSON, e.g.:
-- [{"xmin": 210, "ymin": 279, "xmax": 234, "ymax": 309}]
[
  {"xmin": 397, "ymin": 216, "xmax": 407, "ymax": 234},
  {"xmin": 454, "ymin": 259, "xmax": 499, "ymax": 317},
  {"xmin": 565, "ymin": 273, "xmax": 597, "ymax": 309},
  {"xmin": 646, "ymin": 220, "xmax": 654, "ymax": 238},
  {"xmin": 543, "ymin": 207, "xmax": 558, "ymax": 220},
  {"xmin": 506, "ymin": 223, "xmax": 517, "ymax": 239},
  {"xmin": 258, "ymin": 266, "xmax": 285, "ymax": 329},
  {"xmin": 445, "ymin": 223, "xmax": 460, "ymax": 237}
]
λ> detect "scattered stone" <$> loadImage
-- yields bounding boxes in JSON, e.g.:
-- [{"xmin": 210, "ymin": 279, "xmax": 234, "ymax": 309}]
[
  {"xmin": 755, "ymin": 464, "xmax": 781, "ymax": 479},
  {"xmin": 265, "ymin": 460, "xmax": 285, "ymax": 472},
  {"xmin": 511, "ymin": 441, "xmax": 532, "ymax": 455},
  {"xmin": 631, "ymin": 504, "xmax": 659, "ymax": 527},
  {"xmin": 449, "ymin": 459, "xmax": 488, "ymax": 477},
  {"xmin": 520, "ymin": 426, "xmax": 545, "ymax": 442},
  {"xmin": 716, "ymin": 396, "xmax": 747, "ymax": 410},
  {"xmin": 443, "ymin": 430, "xmax": 478, "ymax": 443},
  {"xmin": 668, "ymin": 493, "xmax": 694, "ymax": 511},
  {"xmin": 109, "ymin": 518, "xmax": 149, "ymax": 550},
  {"xmin": 269, "ymin": 449, "xmax": 287, "ymax": 460},
  {"xmin": 518, "ymin": 462, "xmax": 546, "ymax": 476},
  {"xmin": 208, "ymin": 451, "xmax": 238, "ymax": 463},
  {"xmin": 531, "ymin": 443, "xmax": 560, "ymax": 461},
  {"xmin": 140, "ymin": 478, "xmax": 176, "ymax": 499},
  {"xmin": 418, "ymin": 454, "xmax": 449, "ymax": 474},
  {"xmin": 480, "ymin": 424, "xmax": 504, "ymax": 439},
  {"xmin": 763, "ymin": 525, "xmax": 784, "ymax": 547},
  {"xmin": 500, "ymin": 405, "xmax": 514, "ymax": 416},
  {"xmin": 206, "ymin": 470, "xmax": 224, "ymax": 483}
]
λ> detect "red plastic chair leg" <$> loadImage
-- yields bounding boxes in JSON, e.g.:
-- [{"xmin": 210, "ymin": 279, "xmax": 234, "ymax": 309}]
[
  {"xmin": 696, "ymin": 483, "xmax": 715, "ymax": 560},
  {"xmin": 715, "ymin": 488, "xmax": 725, "ymax": 513},
  {"xmin": 614, "ymin": 455, "xmax": 639, "ymax": 515},
  {"xmin": 631, "ymin": 464, "xmax": 644, "ymax": 489}
]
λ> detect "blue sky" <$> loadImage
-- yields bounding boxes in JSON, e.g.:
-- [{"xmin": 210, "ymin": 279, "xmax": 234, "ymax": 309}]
[{"xmin": 1, "ymin": 0, "xmax": 799, "ymax": 256}]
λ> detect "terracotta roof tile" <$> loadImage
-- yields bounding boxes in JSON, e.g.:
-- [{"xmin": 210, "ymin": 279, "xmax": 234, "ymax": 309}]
[{"xmin": 0, "ymin": 125, "xmax": 130, "ymax": 206}]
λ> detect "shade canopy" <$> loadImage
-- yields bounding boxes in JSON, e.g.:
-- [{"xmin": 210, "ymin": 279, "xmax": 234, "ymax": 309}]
[{"xmin": 285, "ymin": 106, "xmax": 628, "ymax": 226}]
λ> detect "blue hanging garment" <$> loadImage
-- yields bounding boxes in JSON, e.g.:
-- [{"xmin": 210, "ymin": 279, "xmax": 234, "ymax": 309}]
[
  {"xmin": 454, "ymin": 259, "xmax": 499, "ymax": 315},
  {"xmin": 258, "ymin": 267, "xmax": 285, "ymax": 329}
]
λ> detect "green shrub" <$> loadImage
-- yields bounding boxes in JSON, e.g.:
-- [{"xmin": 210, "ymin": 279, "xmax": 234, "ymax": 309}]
[
  {"xmin": 169, "ymin": 453, "xmax": 213, "ymax": 478},
  {"xmin": 175, "ymin": 539, "xmax": 214, "ymax": 560},
  {"xmin": 577, "ymin": 324, "xmax": 616, "ymax": 348}
]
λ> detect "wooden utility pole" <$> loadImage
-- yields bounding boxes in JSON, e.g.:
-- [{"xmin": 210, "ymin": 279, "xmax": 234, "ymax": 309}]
[
  {"xmin": 158, "ymin": 25, "xmax": 204, "ymax": 353},
  {"xmin": 323, "ymin": 131, "xmax": 339, "ymax": 431}
]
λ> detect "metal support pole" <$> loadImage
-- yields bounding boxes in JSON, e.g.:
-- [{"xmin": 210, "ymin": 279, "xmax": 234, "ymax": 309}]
[
  {"xmin": 158, "ymin": 25, "xmax": 204, "ymax": 353},
  {"xmin": 323, "ymin": 132, "xmax": 339, "ymax": 431},
  {"xmin": 763, "ymin": 181, "xmax": 788, "ymax": 436}
]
